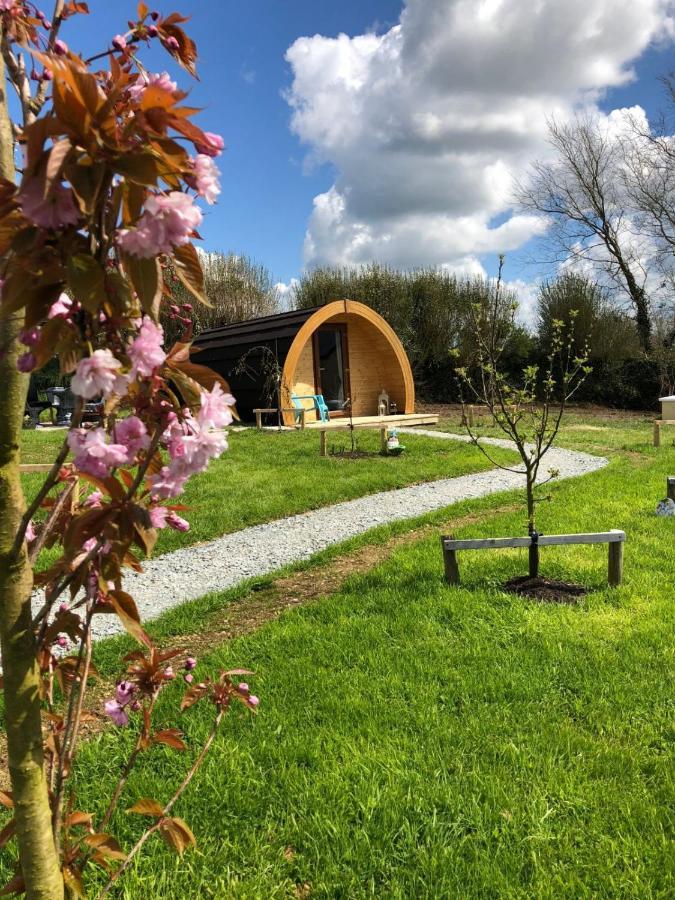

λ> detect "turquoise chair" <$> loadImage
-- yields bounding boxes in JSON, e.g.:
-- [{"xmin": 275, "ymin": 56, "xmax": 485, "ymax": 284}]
[{"xmin": 291, "ymin": 393, "xmax": 330, "ymax": 423}]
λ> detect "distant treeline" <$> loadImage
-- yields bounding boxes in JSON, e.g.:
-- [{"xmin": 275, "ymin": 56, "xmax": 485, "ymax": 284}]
[{"xmin": 293, "ymin": 265, "xmax": 674, "ymax": 410}]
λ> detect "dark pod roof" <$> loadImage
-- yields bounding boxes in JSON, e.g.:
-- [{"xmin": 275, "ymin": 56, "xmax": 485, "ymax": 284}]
[{"xmin": 191, "ymin": 306, "xmax": 322, "ymax": 353}]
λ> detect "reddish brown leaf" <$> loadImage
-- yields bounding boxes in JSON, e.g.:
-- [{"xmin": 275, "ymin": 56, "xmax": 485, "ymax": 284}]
[
  {"xmin": 152, "ymin": 729, "xmax": 187, "ymax": 751},
  {"xmin": 65, "ymin": 811, "xmax": 93, "ymax": 829},
  {"xmin": 109, "ymin": 590, "xmax": 152, "ymax": 648},
  {"xmin": 172, "ymin": 242, "xmax": 207, "ymax": 305},
  {"xmin": 83, "ymin": 833, "xmax": 126, "ymax": 860},
  {"xmin": 0, "ymin": 871, "xmax": 25, "ymax": 896},
  {"xmin": 127, "ymin": 798, "xmax": 164, "ymax": 818},
  {"xmin": 159, "ymin": 816, "xmax": 196, "ymax": 855},
  {"xmin": 0, "ymin": 792, "xmax": 13, "ymax": 809}
]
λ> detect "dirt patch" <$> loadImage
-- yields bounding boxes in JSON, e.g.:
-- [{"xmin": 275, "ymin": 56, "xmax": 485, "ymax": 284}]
[{"xmin": 504, "ymin": 575, "xmax": 588, "ymax": 604}]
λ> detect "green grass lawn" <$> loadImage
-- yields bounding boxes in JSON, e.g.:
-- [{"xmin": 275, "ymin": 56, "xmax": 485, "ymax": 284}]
[
  {"xmin": 49, "ymin": 414, "xmax": 675, "ymax": 898},
  {"xmin": 21, "ymin": 426, "xmax": 515, "ymax": 565}
]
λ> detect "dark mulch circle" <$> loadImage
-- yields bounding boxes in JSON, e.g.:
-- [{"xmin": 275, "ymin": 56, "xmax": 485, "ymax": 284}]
[{"xmin": 504, "ymin": 575, "xmax": 588, "ymax": 604}]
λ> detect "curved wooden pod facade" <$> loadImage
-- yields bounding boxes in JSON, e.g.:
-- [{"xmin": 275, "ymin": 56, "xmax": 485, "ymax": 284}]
[{"xmin": 191, "ymin": 299, "xmax": 415, "ymax": 425}]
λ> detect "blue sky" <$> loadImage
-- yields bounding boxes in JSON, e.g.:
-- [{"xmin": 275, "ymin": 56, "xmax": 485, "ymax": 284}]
[{"xmin": 63, "ymin": 2, "xmax": 675, "ymax": 292}]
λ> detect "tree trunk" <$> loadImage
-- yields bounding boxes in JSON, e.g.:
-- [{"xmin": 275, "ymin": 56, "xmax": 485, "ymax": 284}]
[
  {"xmin": 0, "ymin": 46, "xmax": 64, "ymax": 900},
  {"xmin": 526, "ymin": 474, "xmax": 539, "ymax": 579}
]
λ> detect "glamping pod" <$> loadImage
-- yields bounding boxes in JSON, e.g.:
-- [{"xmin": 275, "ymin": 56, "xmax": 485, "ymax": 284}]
[{"xmin": 191, "ymin": 299, "xmax": 415, "ymax": 424}]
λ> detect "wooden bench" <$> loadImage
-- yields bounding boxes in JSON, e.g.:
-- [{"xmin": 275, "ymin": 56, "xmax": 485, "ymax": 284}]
[
  {"xmin": 253, "ymin": 407, "xmax": 306, "ymax": 430},
  {"xmin": 653, "ymin": 420, "xmax": 675, "ymax": 447},
  {"xmin": 441, "ymin": 530, "xmax": 626, "ymax": 587},
  {"xmin": 315, "ymin": 414, "xmax": 438, "ymax": 456}
]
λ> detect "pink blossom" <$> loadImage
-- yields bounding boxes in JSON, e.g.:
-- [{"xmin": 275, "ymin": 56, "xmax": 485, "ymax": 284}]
[
  {"xmin": 167, "ymin": 511, "xmax": 190, "ymax": 532},
  {"xmin": 187, "ymin": 154, "xmax": 221, "ymax": 205},
  {"xmin": 128, "ymin": 70, "xmax": 177, "ymax": 102},
  {"xmin": 59, "ymin": 602, "xmax": 69, "ymax": 613},
  {"xmin": 20, "ymin": 327, "xmax": 40, "ymax": 347},
  {"xmin": 149, "ymin": 504, "xmax": 169, "ymax": 528},
  {"xmin": 116, "ymin": 680, "xmax": 135, "ymax": 703},
  {"xmin": 195, "ymin": 131, "xmax": 224, "ymax": 158},
  {"xmin": 149, "ymin": 464, "xmax": 189, "ymax": 499},
  {"xmin": 53, "ymin": 38, "xmax": 68, "ymax": 55},
  {"xmin": 68, "ymin": 427, "xmax": 129, "ymax": 478},
  {"xmin": 81, "ymin": 537, "xmax": 97, "ymax": 554},
  {"xmin": 19, "ymin": 179, "xmax": 79, "ymax": 230},
  {"xmin": 184, "ymin": 673, "xmax": 194, "ymax": 683},
  {"xmin": 198, "ymin": 383, "xmax": 234, "ymax": 430},
  {"xmin": 114, "ymin": 415, "xmax": 150, "ymax": 458},
  {"xmin": 147, "ymin": 24, "xmax": 158, "ymax": 37},
  {"xmin": 238, "ymin": 682, "xmax": 249, "ymax": 693},
  {"xmin": 26, "ymin": 520, "xmax": 36, "ymax": 543},
  {"xmin": 165, "ymin": 36, "xmax": 179, "ymax": 50},
  {"xmin": 71, "ymin": 349, "xmax": 124, "ymax": 399},
  {"xmin": 184, "ymin": 657, "xmax": 196, "ymax": 671},
  {"xmin": 84, "ymin": 490, "xmax": 103, "ymax": 508},
  {"xmin": 0, "ymin": 1, "xmax": 17, "ymax": 11},
  {"xmin": 112, "ymin": 34, "xmax": 126, "ymax": 51},
  {"xmin": 104, "ymin": 699, "xmax": 129, "ymax": 726},
  {"xmin": 48, "ymin": 292, "xmax": 73, "ymax": 319},
  {"xmin": 17, "ymin": 352, "xmax": 36, "ymax": 373},
  {"xmin": 164, "ymin": 666, "xmax": 175, "ymax": 679},
  {"xmin": 128, "ymin": 316, "xmax": 166, "ymax": 376},
  {"xmin": 248, "ymin": 695, "xmax": 260, "ymax": 708},
  {"xmin": 117, "ymin": 192, "xmax": 202, "ymax": 258}
]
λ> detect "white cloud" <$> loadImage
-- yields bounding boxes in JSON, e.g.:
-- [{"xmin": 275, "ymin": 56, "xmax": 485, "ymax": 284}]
[
  {"xmin": 275, "ymin": 278, "xmax": 299, "ymax": 309},
  {"xmin": 285, "ymin": 0, "xmax": 675, "ymax": 273}
]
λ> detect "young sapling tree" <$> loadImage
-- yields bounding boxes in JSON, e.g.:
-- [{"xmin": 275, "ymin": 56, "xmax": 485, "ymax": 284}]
[{"xmin": 456, "ymin": 257, "xmax": 591, "ymax": 578}]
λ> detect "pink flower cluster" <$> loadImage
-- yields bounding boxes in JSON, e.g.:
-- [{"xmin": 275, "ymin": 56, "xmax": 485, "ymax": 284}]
[
  {"xmin": 19, "ymin": 179, "xmax": 79, "ymax": 230},
  {"xmin": 48, "ymin": 292, "xmax": 74, "ymax": 319},
  {"xmin": 186, "ymin": 154, "xmax": 221, "ymax": 205},
  {"xmin": 117, "ymin": 192, "xmax": 202, "ymax": 258},
  {"xmin": 148, "ymin": 505, "xmax": 190, "ymax": 532},
  {"xmin": 128, "ymin": 70, "xmax": 177, "ymax": 103},
  {"xmin": 150, "ymin": 383, "xmax": 234, "ymax": 499},
  {"xmin": 71, "ymin": 349, "xmax": 125, "ymax": 399},
  {"xmin": 128, "ymin": 316, "xmax": 166, "ymax": 377},
  {"xmin": 68, "ymin": 416, "xmax": 150, "ymax": 478}
]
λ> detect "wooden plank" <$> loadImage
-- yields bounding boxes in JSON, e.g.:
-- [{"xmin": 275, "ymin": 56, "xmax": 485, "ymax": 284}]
[
  {"xmin": 19, "ymin": 464, "xmax": 52, "ymax": 473},
  {"xmin": 310, "ymin": 414, "xmax": 437, "ymax": 432},
  {"xmin": 608, "ymin": 539, "xmax": 624, "ymax": 587},
  {"xmin": 442, "ymin": 531, "xmax": 625, "ymax": 551},
  {"xmin": 441, "ymin": 537, "xmax": 460, "ymax": 585}
]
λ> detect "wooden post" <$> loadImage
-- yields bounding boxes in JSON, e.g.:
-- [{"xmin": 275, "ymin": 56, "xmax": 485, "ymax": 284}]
[
  {"xmin": 381, "ymin": 426, "xmax": 387, "ymax": 454},
  {"xmin": 441, "ymin": 538, "xmax": 460, "ymax": 585},
  {"xmin": 468, "ymin": 405, "xmax": 475, "ymax": 427},
  {"xmin": 255, "ymin": 410, "xmax": 262, "ymax": 430},
  {"xmin": 608, "ymin": 532, "xmax": 624, "ymax": 587},
  {"xmin": 667, "ymin": 476, "xmax": 675, "ymax": 502},
  {"xmin": 654, "ymin": 420, "xmax": 661, "ymax": 448},
  {"xmin": 299, "ymin": 408, "xmax": 306, "ymax": 430},
  {"xmin": 320, "ymin": 430, "xmax": 327, "ymax": 457}
]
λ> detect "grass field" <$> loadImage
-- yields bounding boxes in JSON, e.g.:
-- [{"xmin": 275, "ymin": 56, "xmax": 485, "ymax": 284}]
[
  {"xmin": 31, "ymin": 408, "xmax": 671, "ymax": 898},
  {"xmin": 20, "ymin": 425, "xmax": 515, "ymax": 565}
]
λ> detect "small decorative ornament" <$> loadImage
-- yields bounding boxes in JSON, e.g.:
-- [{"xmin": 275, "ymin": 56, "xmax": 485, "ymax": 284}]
[
  {"xmin": 655, "ymin": 498, "xmax": 675, "ymax": 517},
  {"xmin": 378, "ymin": 388, "xmax": 389, "ymax": 417}
]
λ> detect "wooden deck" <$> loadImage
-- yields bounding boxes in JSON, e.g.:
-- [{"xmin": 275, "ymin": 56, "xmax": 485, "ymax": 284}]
[
  {"xmin": 305, "ymin": 413, "xmax": 438, "ymax": 456},
  {"xmin": 304, "ymin": 413, "xmax": 438, "ymax": 431}
]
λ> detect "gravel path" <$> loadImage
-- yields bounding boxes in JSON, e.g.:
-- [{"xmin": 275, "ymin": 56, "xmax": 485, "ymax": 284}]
[{"xmin": 79, "ymin": 431, "xmax": 606, "ymax": 640}]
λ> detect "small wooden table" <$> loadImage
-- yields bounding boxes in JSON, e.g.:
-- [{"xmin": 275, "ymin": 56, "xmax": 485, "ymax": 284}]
[{"xmin": 312, "ymin": 414, "xmax": 438, "ymax": 456}]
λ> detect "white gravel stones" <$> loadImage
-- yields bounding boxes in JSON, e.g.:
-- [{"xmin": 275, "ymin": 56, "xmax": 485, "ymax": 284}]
[{"xmin": 82, "ymin": 430, "xmax": 606, "ymax": 641}]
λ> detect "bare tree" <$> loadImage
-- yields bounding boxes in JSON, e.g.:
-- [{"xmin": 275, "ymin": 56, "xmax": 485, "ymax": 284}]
[{"xmin": 518, "ymin": 115, "xmax": 653, "ymax": 351}]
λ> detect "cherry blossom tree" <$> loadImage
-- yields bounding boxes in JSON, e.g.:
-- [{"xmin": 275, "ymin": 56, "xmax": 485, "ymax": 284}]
[{"xmin": 0, "ymin": 4, "xmax": 256, "ymax": 897}]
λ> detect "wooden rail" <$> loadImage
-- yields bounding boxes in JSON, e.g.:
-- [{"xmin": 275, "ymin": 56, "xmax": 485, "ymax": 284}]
[{"xmin": 441, "ymin": 530, "xmax": 626, "ymax": 587}]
